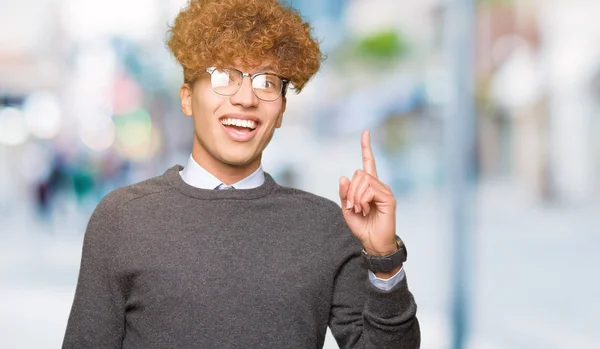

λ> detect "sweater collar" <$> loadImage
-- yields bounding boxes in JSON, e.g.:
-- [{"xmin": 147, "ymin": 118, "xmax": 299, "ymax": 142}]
[{"xmin": 168, "ymin": 165, "xmax": 276, "ymax": 200}]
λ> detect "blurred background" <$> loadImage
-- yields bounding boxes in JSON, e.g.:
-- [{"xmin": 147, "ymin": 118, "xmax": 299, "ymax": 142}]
[{"xmin": 1, "ymin": 0, "xmax": 599, "ymax": 348}]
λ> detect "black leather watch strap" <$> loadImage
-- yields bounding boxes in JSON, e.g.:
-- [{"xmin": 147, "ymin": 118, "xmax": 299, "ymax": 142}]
[{"xmin": 361, "ymin": 235, "xmax": 407, "ymax": 273}]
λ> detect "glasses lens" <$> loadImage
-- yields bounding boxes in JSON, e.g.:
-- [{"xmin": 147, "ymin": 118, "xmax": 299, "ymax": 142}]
[
  {"xmin": 210, "ymin": 68, "xmax": 241, "ymax": 95},
  {"xmin": 252, "ymin": 73, "xmax": 282, "ymax": 101}
]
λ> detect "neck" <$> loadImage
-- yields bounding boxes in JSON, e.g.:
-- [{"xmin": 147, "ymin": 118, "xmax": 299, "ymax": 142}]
[{"xmin": 191, "ymin": 142, "xmax": 261, "ymax": 185}]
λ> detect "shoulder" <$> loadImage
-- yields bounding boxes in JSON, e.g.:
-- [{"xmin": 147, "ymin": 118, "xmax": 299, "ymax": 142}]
[
  {"xmin": 82, "ymin": 167, "xmax": 178, "ymax": 252},
  {"xmin": 95, "ymin": 167, "xmax": 175, "ymax": 216},
  {"xmin": 270, "ymin": 182, "xmax": 361, "ymax": 252},
  {"xmin": 273, "ymin": 184, "xmax": 340, "ymax": 210},
  {"xmin": 270, "ymin": 182, "xmax": 344, "ymax": 222}
]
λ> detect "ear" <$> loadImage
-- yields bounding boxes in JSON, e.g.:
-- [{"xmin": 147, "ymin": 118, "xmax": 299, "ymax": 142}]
[
  {"xmin": 179, "ymin": 83, "xmax": 193, "ymax": 117},
  {"xmin": 275, "ymin": 97, "xmax": 287, "ymax": 128}
]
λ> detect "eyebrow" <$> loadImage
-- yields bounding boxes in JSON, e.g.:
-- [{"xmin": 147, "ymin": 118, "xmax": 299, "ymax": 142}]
[
  {"xmin": 226, "ymin": 65, "xmax": 281, "ymax": 76},
  {"xmin": 250, "ymin": 66, "xmax": 277, "ymax": 74}
]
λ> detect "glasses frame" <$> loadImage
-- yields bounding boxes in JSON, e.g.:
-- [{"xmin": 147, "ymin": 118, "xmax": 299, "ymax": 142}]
[{"xmin": 203, "ymin": 66, "xmax": 290, "ymax": 102}]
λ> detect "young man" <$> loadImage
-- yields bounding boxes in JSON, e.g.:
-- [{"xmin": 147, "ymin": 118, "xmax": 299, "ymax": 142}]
[{"xmin": 63, "ymin": 0, "xmax": 420, "ymax": 348}]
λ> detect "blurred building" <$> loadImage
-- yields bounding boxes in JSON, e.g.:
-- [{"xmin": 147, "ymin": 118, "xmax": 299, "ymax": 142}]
[{"xmin": 475, "ymin": 0, "xmax": 600, "ymax": 203}]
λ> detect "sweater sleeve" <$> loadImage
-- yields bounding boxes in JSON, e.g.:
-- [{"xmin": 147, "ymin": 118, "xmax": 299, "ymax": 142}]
[
  {"xmin": 62, "ymin": 197, "xmax": 126, "ymax": 349},
  {"xmin": 328, "ymin": 213, "xmax": 421, "ymax": 349}
]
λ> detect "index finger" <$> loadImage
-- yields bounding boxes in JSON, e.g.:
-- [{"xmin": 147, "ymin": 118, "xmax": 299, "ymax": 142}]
[{"xmin": 361, "ymin": 129, "xmax": 378, "ymax": 178}]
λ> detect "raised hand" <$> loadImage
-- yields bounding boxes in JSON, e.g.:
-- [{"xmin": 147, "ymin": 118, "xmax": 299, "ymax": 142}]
[{"xmin": 339, "ymin": 130, "xmax": 398, "ymax": 257}]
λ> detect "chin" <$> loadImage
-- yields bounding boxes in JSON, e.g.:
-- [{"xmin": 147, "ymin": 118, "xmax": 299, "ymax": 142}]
[{"xmin": 220, "ymin": 153, "xmax": 259, "ymax": 168}]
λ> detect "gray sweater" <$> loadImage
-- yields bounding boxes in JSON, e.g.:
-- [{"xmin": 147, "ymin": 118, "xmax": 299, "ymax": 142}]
[{"xmin": 63, "ymin": 165, "xmax": 420, "ymax": 348}]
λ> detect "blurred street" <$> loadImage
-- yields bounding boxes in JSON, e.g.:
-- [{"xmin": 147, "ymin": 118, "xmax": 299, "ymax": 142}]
[{"xmin": 2, "ymin": 0, "xmax": 600, "ymax": 347}]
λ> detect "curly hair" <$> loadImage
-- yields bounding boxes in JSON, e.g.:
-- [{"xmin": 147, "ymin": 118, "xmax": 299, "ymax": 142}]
[{"xmin": 166, "ymin": 0, "xmax": 323, "ymax": 93}]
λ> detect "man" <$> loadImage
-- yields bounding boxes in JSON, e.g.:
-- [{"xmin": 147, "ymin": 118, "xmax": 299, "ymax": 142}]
[{"xmin": 63, "ymin": 0, "xmax": 420, "ymax": 348}]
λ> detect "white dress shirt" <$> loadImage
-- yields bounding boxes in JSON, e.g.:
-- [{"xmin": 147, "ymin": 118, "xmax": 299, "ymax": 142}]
[
  {"xmin": 179, "ymin": 154, "xmax": 404, "ymax": 291},
  {"xmin": 180, "ymin": 155, "xmax": 265, "ymax": 189}
]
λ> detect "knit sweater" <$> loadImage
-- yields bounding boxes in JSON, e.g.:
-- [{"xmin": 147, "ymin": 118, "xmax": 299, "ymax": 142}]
[{"xmin": 62, "ymin": 165, "xmax": 420, "ymax": 349}]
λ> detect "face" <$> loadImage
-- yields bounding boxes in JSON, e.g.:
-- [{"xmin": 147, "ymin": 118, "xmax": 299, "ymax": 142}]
[{"xmin": 180, "ymin": 61, "xmax": 287, "ymax": 178}]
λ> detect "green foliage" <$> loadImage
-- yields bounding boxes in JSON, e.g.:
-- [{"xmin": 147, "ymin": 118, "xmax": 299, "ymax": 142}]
[{"xmin": 354, "ymin": 29, "xmax": 408, "ymax": 61}]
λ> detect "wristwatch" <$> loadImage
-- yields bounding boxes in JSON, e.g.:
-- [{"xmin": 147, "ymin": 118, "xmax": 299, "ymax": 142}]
[{"xmin": 361, "ymin": 235, "xmax": 407, "ymax": 273}]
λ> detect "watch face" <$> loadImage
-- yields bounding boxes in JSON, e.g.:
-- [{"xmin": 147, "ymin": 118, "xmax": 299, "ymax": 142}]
[{"xmin": 361, "ymin": 236, "xmax": 407, "ymax": 272}]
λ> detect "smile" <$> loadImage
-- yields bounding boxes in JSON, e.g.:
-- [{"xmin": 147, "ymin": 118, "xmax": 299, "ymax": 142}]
[
  {"xmin": 220, "ymin": 117, "xmax": 257, "ymax": 130},
  {"xmin": 220, "ymin": 117, "xmax": 259, "ymax": 142}
]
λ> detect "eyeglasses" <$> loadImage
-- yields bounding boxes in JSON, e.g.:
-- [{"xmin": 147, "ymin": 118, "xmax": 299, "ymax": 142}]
[{"xmin": 204, "ymin": 67, "xmax": 289, "ymax": 102}]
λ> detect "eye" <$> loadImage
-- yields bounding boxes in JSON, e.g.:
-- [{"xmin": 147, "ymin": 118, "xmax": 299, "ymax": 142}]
[
  {"xmin": 253, "ymin": 74, "xmax": 279, "ymax": 89},
  {"xmin": 226, "ymin": 71, "xmax": 236, "ymax": 83},
  {"xmin": 211, "ymin": 69, "xmax": 230, "ymax": 87}
]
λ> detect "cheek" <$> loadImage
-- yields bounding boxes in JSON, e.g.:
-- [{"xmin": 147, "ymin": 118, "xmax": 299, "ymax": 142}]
[
  {"xmin": 265, "ymin": 105, "xmax": 284, "ymax": 127},
  {"xmin": 193, "ymin": 93, "xmax": 223, "ymax": 121}
]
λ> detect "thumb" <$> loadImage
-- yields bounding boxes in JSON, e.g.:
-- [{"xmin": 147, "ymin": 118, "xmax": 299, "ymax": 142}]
[{"xmin": 339, "ymin": 176, "xmax": 350, "ymax": 208}]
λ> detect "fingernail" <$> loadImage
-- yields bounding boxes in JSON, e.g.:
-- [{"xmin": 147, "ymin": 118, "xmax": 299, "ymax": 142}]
[
  {"xmin": 354, "ymin": 205, "xmax": 360, "ymax": 213},
  {"xmin": 362, "ymin": 211, "xmax": 367, "ymax": 217},
  {"xmin": 346, "ymin": 200, "xmax": 353, "ymax": 209}
]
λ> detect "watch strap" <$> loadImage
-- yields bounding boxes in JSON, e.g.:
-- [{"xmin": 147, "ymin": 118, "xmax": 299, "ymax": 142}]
[{"xmin": 361, "ymin": 235, "xmax": 407, "ymax": 272}]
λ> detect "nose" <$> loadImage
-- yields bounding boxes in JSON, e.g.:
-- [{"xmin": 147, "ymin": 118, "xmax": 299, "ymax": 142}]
[{"xmin": 229, "ymin": 76, "xmax": 259, "ymax": 108}]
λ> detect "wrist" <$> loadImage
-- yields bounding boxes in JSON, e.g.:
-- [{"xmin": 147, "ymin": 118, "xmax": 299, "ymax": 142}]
[
  {"xmin": 364, "ymin": 237, "xmax": 400, "ymax": 256},
  {"xmin": 364, "ymin": 246, "xmax": 398, "ymax": 257}
]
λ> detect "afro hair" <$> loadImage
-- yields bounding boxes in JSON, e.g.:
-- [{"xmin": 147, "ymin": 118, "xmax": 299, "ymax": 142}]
[{"xmin": 166, "ymin": 0, "xmax": 323, "ymax": 93}]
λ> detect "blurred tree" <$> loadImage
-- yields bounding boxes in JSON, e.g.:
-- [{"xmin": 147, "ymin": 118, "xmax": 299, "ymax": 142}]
[{"xmin": 354, "ymin": 29, "xmax": 409, "ymax": 62}]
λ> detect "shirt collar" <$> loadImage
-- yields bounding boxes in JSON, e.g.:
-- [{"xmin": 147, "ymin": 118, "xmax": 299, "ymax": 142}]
[{"xmin": 179, "ymin": 154, "xmax": 265, "ymax": 190}]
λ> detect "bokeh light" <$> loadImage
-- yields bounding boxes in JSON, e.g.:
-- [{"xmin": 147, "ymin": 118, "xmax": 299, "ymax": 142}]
[
  {"xmin": 23, "ymin": 92, "xmax": 63, "ymax": 139},
  {"xmin": 0, "ymin": 107, "xmax": 29, "ymax": 146},
  {"xmin": 114, "ymin": 108, "xmax": 158, "ymax": 160},
  {"xmin": 78, "ymin": 113, "xmax": 116, "ymax": 152}
]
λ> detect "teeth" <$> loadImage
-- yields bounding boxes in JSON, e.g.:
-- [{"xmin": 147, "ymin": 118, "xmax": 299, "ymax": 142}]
[{"xmin": 221, "ymin": 118, "xmax": 257, "ymax": 130}]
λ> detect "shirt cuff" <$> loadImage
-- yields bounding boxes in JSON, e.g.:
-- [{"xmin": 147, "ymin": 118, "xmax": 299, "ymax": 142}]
[{"xmin": 368, "ymin": 267, "xmax": 405, "ymax": 291}]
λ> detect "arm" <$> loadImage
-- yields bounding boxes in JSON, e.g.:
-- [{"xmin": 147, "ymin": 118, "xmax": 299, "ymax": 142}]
[
  {"xmin": 62, "ymin": 198, "xmax": 126, "ymax": 349},
  {"xmin": 328, "ymin": 219, "xmax": 420, "ymax": 349},
  {"xmin": 332, "ymin": 130, "xmax": 420, "ymax": 347}
]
